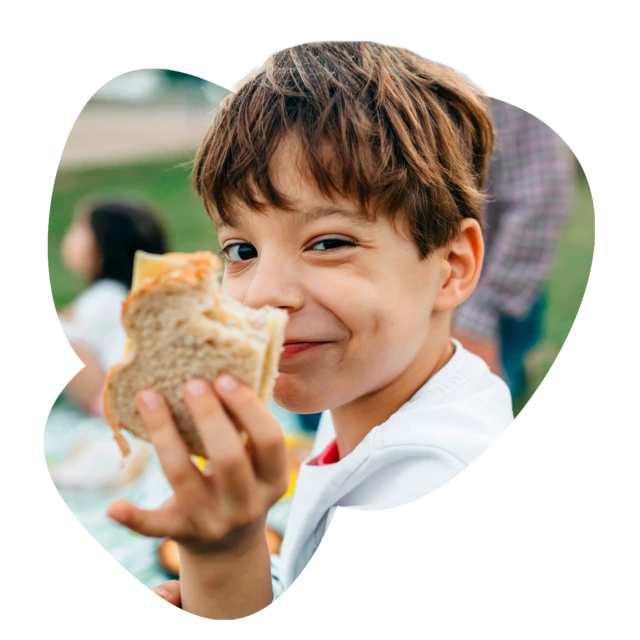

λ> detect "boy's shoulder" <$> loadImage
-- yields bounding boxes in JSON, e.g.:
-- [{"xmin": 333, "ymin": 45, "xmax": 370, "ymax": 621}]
[
  {"xmin": 371, "ymin": 343, "xmax": 513, "ymax": 463},
  {"xmin": 313, "ymin": 343, "xmax": 512, "ymax": 470},
  {"xmin": 278, "ymin": 351, "xmax": 512, "ymax": 590}
]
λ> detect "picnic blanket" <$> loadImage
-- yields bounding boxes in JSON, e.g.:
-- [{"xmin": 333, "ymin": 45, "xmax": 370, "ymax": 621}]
[{"xmin": 44, "ymin": 397, "xmax": 312, "ymax": 587}]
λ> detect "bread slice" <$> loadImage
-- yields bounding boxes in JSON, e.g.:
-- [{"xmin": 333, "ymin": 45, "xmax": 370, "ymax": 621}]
[
  {"xmin": 123, "ymin": 251, "xmax": 202, "ymax": 356},
  {"xmin": 102, "ymin": 251, "xmax": 288, "ymax": 458}
]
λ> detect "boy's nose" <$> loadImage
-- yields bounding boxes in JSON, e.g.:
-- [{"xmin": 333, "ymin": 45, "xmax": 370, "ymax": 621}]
[{"xmin": 243, "ymin": 254, "xmax": 305, "ymax": 312}]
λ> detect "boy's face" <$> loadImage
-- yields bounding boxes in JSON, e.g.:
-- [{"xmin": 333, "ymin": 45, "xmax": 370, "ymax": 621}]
[{"xmin": 217, "ymin": 136, "xmax": 451, "ymax": 414}]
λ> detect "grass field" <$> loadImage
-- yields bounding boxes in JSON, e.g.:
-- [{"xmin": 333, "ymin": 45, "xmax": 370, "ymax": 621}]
[{"xmin": 49, "ymin": 157, "xmax": 594, "ymax": 410}]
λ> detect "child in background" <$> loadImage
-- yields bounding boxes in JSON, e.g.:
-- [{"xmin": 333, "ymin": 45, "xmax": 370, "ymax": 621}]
[
  {"xmin": 59, "ymin": 198, "xmax": 168, "ymax": 415},
  {"xmin": 48, "ymin": 198, "xmax": 168, "ymax": 490}
]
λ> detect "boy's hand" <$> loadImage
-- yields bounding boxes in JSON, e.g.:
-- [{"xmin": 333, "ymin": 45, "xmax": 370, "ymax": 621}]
[{"xmin": 108, "ymin": 375, "xmax": 289, "ymax": 558}]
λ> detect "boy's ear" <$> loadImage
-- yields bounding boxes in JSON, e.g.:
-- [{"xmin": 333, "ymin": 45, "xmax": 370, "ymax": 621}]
[{"xmin": 433, "ymin": 218, "xmax": 484, "ymax": 312}]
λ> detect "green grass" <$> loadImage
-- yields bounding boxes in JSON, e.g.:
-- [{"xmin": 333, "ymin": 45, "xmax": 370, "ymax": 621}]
[
  {"xmin": 49, "ymin": 156, "xmax": 219, "ymax": 309},
  {"xmin": 516, "ymin": 167, "xmax": 594, "ymax": 412},
  {"xmin": 49, "ymin": 158, "xmax": 594, "ymax": 409}
]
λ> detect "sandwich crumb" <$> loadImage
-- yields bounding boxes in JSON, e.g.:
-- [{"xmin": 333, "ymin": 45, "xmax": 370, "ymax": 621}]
[{"xmin": 112, "ymin": 424, "xmax": 132, "ymax": 459}]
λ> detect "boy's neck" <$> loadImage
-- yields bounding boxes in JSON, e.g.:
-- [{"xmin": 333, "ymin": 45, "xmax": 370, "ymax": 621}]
[{"xmin": 330, "ymin": 328, "xmax": 455, "ymax": 459}]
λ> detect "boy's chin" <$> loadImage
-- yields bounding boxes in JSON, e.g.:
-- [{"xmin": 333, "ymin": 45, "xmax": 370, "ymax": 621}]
[{"xmin": 273, "ymin": 374, "xmax": 332, "ymax": 415}]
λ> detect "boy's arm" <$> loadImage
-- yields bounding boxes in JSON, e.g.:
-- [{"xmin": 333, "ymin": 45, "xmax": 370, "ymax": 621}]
[
  {"xmin": 152, "ymin": 552, "xmax": 286, "ymax": 610},
  {"xmin": 108, "ymin": 376, "xmax": 289, "ymax": 620},
  {"xmin": 179, "ymin": 526, "xmax": 273, "ymax": 619},
  {"xmin": 456, "ymin": 100, "xmax": 574, "ymax": 341}
]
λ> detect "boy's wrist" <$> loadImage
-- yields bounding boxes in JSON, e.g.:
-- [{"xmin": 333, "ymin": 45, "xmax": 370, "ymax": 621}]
[
  {"xmin": 178, "ymin": 526, "xmax": 274, "ymax": 619},
  {"xmin": 178, "ymin": 527, "xmax": 267, "ymax": 581}
]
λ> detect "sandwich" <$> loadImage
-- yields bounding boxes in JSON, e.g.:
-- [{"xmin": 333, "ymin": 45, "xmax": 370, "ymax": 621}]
[{"xmin": 102, "ymin": 250, "xmax": 288, "ymax": 458}]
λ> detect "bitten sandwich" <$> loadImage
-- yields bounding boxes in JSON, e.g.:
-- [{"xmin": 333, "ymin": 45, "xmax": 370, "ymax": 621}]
[{"xmin": 102, "ymin": 251, "xmax": 288, "ymax": 458}]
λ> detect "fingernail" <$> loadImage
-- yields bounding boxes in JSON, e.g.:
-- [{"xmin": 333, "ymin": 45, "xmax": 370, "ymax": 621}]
[
  {"xmin": 152, "ymin": 587, "xmax": 170, "ymax": 600},
  {"xmin": 217, "ymin": 374, "xmax": 238, "ymax": 392},
  {"xmin": 139, "ymin": 391, "xmax": 160, "ymax": 410},
  {"xmin": 186, "ymin": 379, "xmax": 208, "ymax": 397}
]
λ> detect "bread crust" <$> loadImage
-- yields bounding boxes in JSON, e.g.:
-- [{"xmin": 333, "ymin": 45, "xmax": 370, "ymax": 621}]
[
  {"xmin": 102, "ymin": 251, "xmax": 287, "ymax": 458},
  {"xmin": 123, "ymin": 251, "xmax": 220, "ymax": 313}
]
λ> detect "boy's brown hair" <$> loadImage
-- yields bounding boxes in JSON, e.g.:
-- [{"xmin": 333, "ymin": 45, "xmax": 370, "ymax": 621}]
[{"xmin": 194, "ymin": 42, "xmax": 494, "ymax": 257}]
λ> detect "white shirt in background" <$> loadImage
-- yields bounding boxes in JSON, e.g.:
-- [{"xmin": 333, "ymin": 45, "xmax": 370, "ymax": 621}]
[{"xmin": 59, "ymin": 279, "xmax": 129, "ymax": 371}]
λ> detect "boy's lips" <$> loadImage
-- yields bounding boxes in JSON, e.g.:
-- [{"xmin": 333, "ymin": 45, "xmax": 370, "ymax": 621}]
[{"xmin": 281, "ymin": 340, "xmax": 333, "ymax": 359}]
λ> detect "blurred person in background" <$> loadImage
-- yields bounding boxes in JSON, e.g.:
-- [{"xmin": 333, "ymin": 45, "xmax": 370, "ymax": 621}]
[
  {"xmin": 454, "ymin": 99, "xmax": 575, "ymax": 403},
  {"xmin": 59, "ymin": 198, "xmax": 168, "ymax": 416},
  {"xmin": 47, "ymin": 198, "xmax": 168, "ymax": 492}
]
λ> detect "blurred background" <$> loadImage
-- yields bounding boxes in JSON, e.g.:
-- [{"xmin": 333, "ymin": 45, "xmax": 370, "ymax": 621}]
[{"xmin": 46, "ymin": 69, "xmax": 594, "ymax": 586}]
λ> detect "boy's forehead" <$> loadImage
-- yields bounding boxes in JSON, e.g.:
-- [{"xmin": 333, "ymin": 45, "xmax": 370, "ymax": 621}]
[
  {"xmin": 216, "ymin": 133, "xmax": 376, "ymax": 229},
  {"xmin": 270, "ymin": 133, "xmax": 327, "ymax": 195}
]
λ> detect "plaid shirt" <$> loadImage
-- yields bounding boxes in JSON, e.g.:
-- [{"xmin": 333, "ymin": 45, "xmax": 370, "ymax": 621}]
[{"xmin": 456, "ymin": 98, "xmax": 575, "ymax": 339}]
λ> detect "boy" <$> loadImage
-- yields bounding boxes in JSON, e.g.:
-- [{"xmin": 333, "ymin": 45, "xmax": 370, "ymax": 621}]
[{"xmin": 108, "ymin": 42, "xmax": 513, "ymax": 619}]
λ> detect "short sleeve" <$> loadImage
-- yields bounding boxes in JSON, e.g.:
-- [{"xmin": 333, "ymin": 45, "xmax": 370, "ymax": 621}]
[{"xmin": 62, "ymin": 280, "xmax": 128, "ymax": 370}]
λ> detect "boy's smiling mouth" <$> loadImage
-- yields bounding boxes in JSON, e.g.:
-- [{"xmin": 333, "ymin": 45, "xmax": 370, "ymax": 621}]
[{"xmin": 281, "ymin": 340, "xmax": 333, "ymax": 360}]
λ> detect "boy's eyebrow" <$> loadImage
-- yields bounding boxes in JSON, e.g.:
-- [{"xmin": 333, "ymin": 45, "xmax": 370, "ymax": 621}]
[
  {"xmin": 297, "ymin": 204, "xmax": 375, "ymax": 225},
  {"xmin": 216, "ymin": 203, "xmax": 375, "ymax": 230}
]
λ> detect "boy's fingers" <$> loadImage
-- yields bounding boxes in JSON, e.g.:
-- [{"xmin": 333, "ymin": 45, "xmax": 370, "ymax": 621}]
[
  {"xmin": 214, "ymin": 376, "xmax": 288, "ymax": 494},
  {"xmin": 151, "ymin": 581, "xmax": 182, "ymax": 608},
  {"xmin": 183, "ymin": 380, "xmax": 257, "ymax": 504},
  {"xmin": 108, "ymin": 500, "xmax": 183, "ymax": 539},
  {"xmin": 136, "ymin": 390, "xmax": 208, "ymax": 503}
]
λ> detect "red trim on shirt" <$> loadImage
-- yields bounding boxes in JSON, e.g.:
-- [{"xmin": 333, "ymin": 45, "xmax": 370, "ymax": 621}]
[{"xmin": 316, "ymin": 440, "xmax": 340, "ymax": 465}]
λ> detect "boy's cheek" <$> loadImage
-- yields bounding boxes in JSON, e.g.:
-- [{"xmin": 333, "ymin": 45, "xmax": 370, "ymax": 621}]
[{"xmin": 219, "ymin": 278, "xmax": 258, "ymax": 302}]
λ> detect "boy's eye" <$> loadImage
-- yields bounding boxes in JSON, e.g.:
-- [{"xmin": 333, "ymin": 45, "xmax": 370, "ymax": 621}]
[
  {"xmin": 221, "ymin": 237, "xmax": 355, "ymax": 262},
  {"xmin": 309, "ymin": 237, "xmax": 356, "ymax": 252},
  {"xmin": 222, "ymin": 242, "xmax": 257, "ymax": 262}
]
